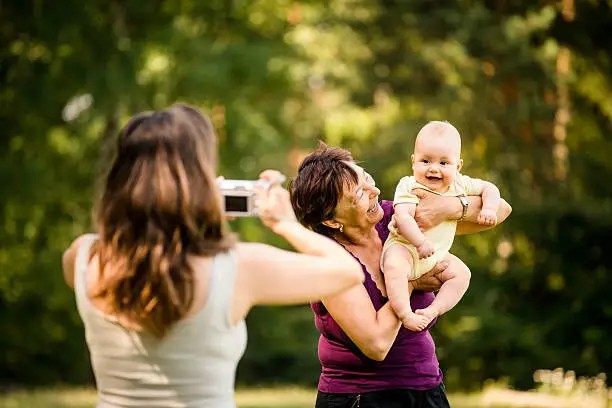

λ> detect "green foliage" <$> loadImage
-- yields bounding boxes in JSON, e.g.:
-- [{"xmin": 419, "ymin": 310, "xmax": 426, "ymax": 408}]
[
  {"xmin": 1, "ymin": 0, "xmax": 610, "ymax": 391},
  {"xmin": 437, "ymin": 203, "xmax": 612, "ymax": 390}
]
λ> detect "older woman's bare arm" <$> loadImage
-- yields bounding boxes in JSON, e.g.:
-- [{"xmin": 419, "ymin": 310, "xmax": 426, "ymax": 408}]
[
  {"xmin": 322, "ymin": 260, "xmax": 449, "ymax": 361},
  {"xmin": 413, "ymin": 189, "xmax": 511, "ymax": 235},
  {"xmin": 322, "ymin": 287, "xmax": 401, "ymax": 361},
  {"xmin": 456, "ymin": 198, "xmax": 512, "ymax": 235}
]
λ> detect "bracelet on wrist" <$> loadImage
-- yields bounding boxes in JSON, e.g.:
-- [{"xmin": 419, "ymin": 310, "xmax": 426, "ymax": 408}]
[{"xmin": 458, "ymin": 195, "xmax": 469, "ymax": 221}]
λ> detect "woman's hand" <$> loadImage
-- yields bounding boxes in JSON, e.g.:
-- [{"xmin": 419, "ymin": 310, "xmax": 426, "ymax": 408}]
[
  {"xmin": 412, "ymin": 188, "xmax": 462, "ymax": 232},
  {"xmin": 216, "ymin": 176, "xmax": 236, "ymax": 221},
  {"xmin": 411, "ymin": 259, "xmax": 452, "ymax": 292},
  {"xmin": 256, "ymin": 170, "xmax": 297, "ymax": 232}
]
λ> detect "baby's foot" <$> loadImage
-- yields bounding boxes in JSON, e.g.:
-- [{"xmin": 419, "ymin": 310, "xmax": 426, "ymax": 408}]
[
  {"xmin": 401, "ymin": 312, "xmax": 430, "ymax": 332},
  {"xmin": 414, "ymin": 306, "xmax": 440, "ymax": 327}
]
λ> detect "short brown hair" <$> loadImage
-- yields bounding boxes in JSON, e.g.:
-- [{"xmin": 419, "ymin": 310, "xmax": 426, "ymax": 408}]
[
  {"xmin": 289, "ymin": 142, "xmax": 358, "ymax": 237},
  {"xmin": 94, "ymin": 103, "xmax": 234, "ymax": 338}
]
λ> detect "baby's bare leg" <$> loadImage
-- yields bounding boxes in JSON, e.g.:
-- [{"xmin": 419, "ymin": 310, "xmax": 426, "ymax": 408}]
[
  {"xmin": 416, "ymin": 253, "xmax": 471, "ymax": 323},
  {"xmin": 382, "ymin": 244, "xmax": 429, "ymax": 332}
]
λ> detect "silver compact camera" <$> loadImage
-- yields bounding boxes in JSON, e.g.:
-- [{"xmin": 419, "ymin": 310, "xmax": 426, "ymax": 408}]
[{"xmin": 218, "ymin": 179, "xmax": 267, "ymax": 217}]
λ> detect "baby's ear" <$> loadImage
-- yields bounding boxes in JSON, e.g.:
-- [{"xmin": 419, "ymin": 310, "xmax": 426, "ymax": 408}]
[{"xmin": 456, "ymin": 158, "xmax": 463, "ymax": 172}]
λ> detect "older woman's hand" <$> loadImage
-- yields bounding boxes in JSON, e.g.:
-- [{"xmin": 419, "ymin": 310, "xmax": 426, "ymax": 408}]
[
  {"xmin": 412, "ymin": 188, "xmax": 462, "ymax": 232},
  {"xmin": 411, "ymin": 259, "xmax": 453, "ymax": 292}
]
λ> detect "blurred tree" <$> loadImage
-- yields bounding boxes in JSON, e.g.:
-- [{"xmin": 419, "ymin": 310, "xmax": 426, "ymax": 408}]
[
  {"xmin": 293, "ymin": 0, "xmax": 612, "ymax": 390},
  {"xmin": 0, "ymin": 0, "xmax": 610, "ymax": 391},
  {"xmin": 0, "ymin": 0, "xmax": 309, "ymax": 385}
]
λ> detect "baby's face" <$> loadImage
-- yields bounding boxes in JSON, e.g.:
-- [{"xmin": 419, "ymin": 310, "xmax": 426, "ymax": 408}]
[{"xmin": 412, "ymin": 133, "xmax": 462, "ymax": 192}]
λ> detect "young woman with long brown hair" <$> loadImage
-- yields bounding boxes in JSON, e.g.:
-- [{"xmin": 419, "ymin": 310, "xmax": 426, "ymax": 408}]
[{"xmin": 61, "ymin": 104, "xmax": 363, "ymax": 408}]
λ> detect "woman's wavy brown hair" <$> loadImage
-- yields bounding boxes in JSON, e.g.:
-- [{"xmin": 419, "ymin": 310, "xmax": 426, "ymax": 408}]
[
  {"xmin": 93, "ymin": 103, "xmax": 234, "ymax": 338},
  {"xmin": 289, "ymin": 142, "xmax": 359, "ymax": 238}
]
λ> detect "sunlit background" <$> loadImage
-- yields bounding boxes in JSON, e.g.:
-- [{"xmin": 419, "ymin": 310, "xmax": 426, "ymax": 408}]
[{"xmin": 1, "ymin": 0, "xmax": 611, "ymax": 407}]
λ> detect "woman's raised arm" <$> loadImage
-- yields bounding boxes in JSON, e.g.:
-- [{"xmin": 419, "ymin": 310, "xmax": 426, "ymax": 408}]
[{"xmin": 230, "ymin": 171, "xmax": 364, "ymax": 325}]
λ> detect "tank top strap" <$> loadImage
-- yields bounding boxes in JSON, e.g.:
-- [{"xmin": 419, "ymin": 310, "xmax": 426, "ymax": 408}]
[
  {"xmin": 73, "ymin": 234, "xmax": 98, "ymax": 313},
  {"xmin": 200, "ymin": 249, "xmax": 240, "ymax": 331}
]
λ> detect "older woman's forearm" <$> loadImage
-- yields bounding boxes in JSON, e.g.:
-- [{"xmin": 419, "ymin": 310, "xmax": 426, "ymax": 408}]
[
  {"xmin": 495, "ymin": 198, "xmax": 512, "ymax": 223},
  {"xmin": 323, "ymin": 287, "xmax": 402, "ymax": 362},
  {"xmin": 363, "ymin": 304, "xmax": 403, "ymax": 361},
  {"xmin": 461, "ymin": 196, "xmax": 483, "ymax": 222},
  {"xmin": 456, "ymin": 198, "xmax": 512, "ymax": 235}
]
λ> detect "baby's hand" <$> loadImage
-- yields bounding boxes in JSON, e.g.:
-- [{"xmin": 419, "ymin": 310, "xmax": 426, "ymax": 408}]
[
  {"xmin": 416, "ymin": 240, "xmax": 435, "ymax": 259},
  {"xmin": 477, "ymin": 209, "xmax": 498, "ymax": 226}
]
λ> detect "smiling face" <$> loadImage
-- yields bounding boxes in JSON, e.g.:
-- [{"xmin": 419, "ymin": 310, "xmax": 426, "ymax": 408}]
[
  {"xmin": 332, "ymin": 163, "xmax": 383, "ymax": 230},
  {"xmin": 411, "ymin": 122, "xmax": 463, "ymax": 193}
]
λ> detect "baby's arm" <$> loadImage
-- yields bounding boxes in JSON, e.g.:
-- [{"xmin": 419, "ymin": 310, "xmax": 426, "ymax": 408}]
[
  {"xmin": 477, "ymin": 181, "xmax": 501, "ymax": 226},
  {"xmin": 394, "ymin": 203, "xmax": 434, "ymax": 259}
]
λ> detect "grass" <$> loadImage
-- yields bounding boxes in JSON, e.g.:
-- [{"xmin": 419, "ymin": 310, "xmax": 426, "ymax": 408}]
[{"xmin": 0, "ymin": 385, "xmax": 610, "ymax": 408}]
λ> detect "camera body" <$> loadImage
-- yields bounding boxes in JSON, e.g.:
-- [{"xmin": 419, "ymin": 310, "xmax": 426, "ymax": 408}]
[{"xmin": 218, "ymin": 179, "xmax": 267, "ymax": 217}]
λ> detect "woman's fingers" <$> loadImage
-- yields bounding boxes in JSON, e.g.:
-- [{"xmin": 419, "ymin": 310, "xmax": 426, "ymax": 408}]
[
  {"xmin": 216, "ymin": 176, "xmax": 237, "ymax": 221},
  {"xmin": 254, "ymin": 170, "xmax": 296, "ymax": 227},
  {"xmin": 258, "ymin": 170, "xmax": 285, "ymax": 185},
  {"xmin": 432, "ymin": 260, "xmax": 449, "ymax": 274}
]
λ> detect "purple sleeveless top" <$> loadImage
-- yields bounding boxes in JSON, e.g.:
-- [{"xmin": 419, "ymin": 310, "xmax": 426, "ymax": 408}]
[{"xmin": 312, "ymin": 200, "xmax": 443, "ymax": 393}]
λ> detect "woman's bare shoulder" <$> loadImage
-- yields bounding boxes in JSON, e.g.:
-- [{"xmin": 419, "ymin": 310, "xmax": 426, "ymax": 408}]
[{"xmin": 62, "ymin": 234, "xmax": 96, "ymax": 289}]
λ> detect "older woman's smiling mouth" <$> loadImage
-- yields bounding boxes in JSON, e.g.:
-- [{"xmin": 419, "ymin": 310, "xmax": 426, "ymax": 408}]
[{"xmin": 367, "ymin": 201, "xmax": 378, "ymax": 213}]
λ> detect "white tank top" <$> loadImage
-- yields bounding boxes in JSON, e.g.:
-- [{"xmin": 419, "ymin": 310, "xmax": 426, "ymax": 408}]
[{"xmin": 74, "ymin": 234, "xmax": 247, "ymax": 408}]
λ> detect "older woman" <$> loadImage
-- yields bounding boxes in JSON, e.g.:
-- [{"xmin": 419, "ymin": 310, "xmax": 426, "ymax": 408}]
[{"xmin": 290, "ymin": 143, "xmax": 512, "ymax": 408}]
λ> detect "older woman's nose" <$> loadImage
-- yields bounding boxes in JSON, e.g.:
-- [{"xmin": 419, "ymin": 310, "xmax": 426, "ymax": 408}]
[{"xmin": 369, "ymin": 185, "xmax": 381, "ymax": 195}]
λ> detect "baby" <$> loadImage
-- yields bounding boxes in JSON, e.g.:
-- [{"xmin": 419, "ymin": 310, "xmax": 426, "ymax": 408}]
[{"xmin": 381, "ymin": 121, "xmax": 501, "ymax": 331}]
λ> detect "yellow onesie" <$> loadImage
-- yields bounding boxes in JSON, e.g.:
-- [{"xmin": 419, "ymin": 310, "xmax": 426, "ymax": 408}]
[{"xmin": 382, "ymin": 174, "xmax": 484, "ymax": 280}]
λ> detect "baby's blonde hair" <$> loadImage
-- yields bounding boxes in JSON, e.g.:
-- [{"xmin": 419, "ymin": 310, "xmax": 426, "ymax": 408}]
[
  {"xmin": 415, "ymin": 120, "xmax": 462, "ymax": 154},
  {"xmin": 417, "ymin": 120, "xmax": 460, "ymax": 139}
]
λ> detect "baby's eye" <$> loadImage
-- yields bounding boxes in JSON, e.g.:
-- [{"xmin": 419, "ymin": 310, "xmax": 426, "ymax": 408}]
[
  {"xmin": 422, "ymin": 159, "xmax": 430, "ymax": 164},
  {"xmin": 440, "ymin": 161, "xmax": 448, "ymax": 166}
]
